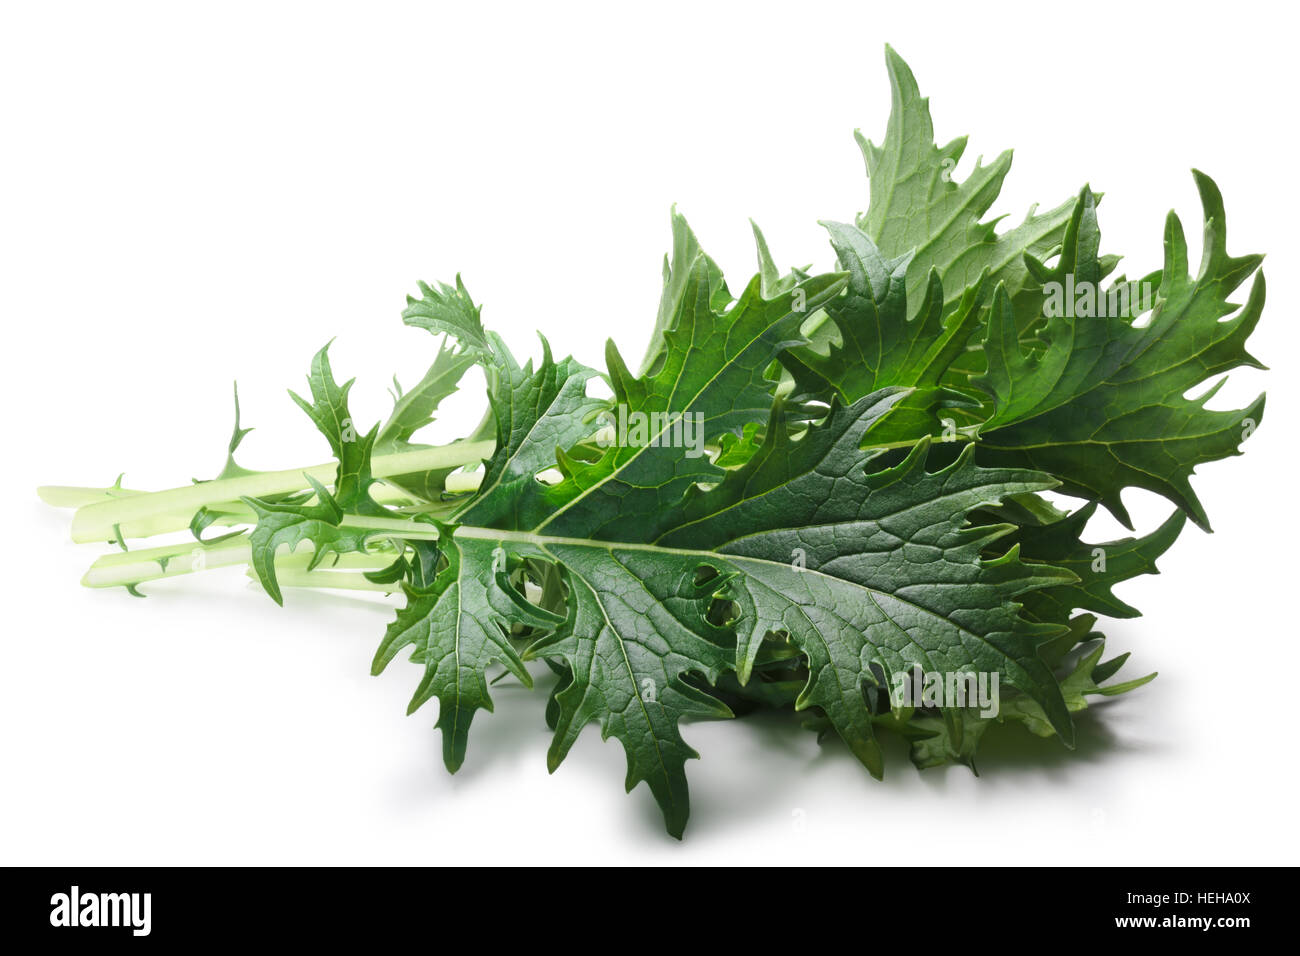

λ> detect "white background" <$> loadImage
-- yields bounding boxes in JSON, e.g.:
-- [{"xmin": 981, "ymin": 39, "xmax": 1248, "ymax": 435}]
[{"xmin": 2, "ymin": 0, "xmax": 1296, "ymax": 865}]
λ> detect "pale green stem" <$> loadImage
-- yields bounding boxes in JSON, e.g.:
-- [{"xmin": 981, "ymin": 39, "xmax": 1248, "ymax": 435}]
[
  {"xmin": 42, "ymin": 480, "xmax": 425, "ymax": 514},
  {"xmin": 343, "ymin": 515, "xmax": 443, "ymax": 539},
  {"xmin": 81, "ymin": 535, "xmax": 398, "ymax": 590},
  {"xmin": 253, "ymin": 565, "xmax": 395, "ymax": 593},
  {"xmin": 81, "ymin": 535, "xmax": 254, "ymax": 588},
  {"xmin": 37, "ymin": 484, "xmax": 146, "ymax": 508},
  {"xmin": 61, "ymin": 440, "xmax": 494, "ymax": 544},
  {"xmin": 444, "ymin": 469, "xmax": 485, "ymax": 494}
]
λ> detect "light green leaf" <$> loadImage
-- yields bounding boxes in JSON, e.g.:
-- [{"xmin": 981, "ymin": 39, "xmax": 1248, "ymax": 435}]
[
  {"xmin": 857, "ymin": 45, "xmax": 1074, "ymax": 324},
  {"xmin": 244, "ymin": 344, "xmax": 389, "ymax": 605},
  {"xmin": 402, "ymin": 275, "xmax": 492, "ymax": 357}
]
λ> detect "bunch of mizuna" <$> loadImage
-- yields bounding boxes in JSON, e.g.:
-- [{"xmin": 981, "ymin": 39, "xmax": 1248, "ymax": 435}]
[{"xmin": 44, "ymin": 49, "xmax": 1267, "ymax": 837}]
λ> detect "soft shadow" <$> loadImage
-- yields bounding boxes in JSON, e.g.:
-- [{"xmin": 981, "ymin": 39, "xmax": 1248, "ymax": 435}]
[
  {"xmin": 684, "ymin": 707, "xmax": 841, "ymax": 836},
  {"xmin": 680, "ymin": 693, "xmax": 1164, "ymax": 837},
  {"xmin": 446, "ymin": 674, "xmax": 557, "ymax": 781},
  {"xmin": 971, "ymin": 699, "xmax": 1166, "ymax": 773}
]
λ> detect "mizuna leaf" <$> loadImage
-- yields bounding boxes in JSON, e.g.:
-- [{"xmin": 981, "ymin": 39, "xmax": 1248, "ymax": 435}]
[
  {"xmin": 522, "ymin": 543, "xmax": 735, "ymax": 840},
  {"xmin": 243, "ymin": 344, "xmax": 390, "ymax": 605},
  {"xmin": 781, "ymin": 221, "xmax": 988, "ymax": 440},
  {"xmin": 635, "ymin": 210, "xmax": 732, "ymax": 377},
  {"xmin": 402, "ymin": 275, "xmax": 493, "ymax": 358},
  {"xmin": 906, "ymin": 616, "xmax": 1153, "ymax": 770},
  {"xmin": 454, "ymin": 334, "xmax": 604, "ymax": 530},
  {"xmin": 856, "ymin": 46, "xmax": 1075, "ymax": 325},
  {"xmin": 535, "ymin": 245, "xmax": 847, "ymax": 541},
  {"xmin": 421, "ymin": 389, "xmax": 1075, "ymax": 834},
  {"xmin": 377, "ymin": 340, "xmax": 479, "ymax": 453},
  {"xmin": 974, "ymin": 177, "xmax": 1266, "ymax": 530},
  {"xmin": 985, "ymin": 498, "xmax": 1187, "ymax": 624},
  {"xmin": 1002, "ymin": 634, "xmax": 1157, "ymax": 738},
  {"xmin": 371, "ymin": 529, "xmax": 549, "ymax": 773},
  {"xmin": 382, "ymin": 228, "xmax": 845, "ymax": 833},
  {"xmin": 376, "ymin": 528, "xmax": 737, "ymax": 838},
  {"xmin": 655, "ymin": 391, "xmax": 1078, "ymax": 774},
  {"xmin": 374, "ymin": 336, "xmax": 604, "ymax": 769},
  {"xmin": 752, "ymin": 220, "xmax": 779, "ymax": 296},
  {"xmin": 374, "ymin": 336, "xmax": 484, "ymax": 500}
]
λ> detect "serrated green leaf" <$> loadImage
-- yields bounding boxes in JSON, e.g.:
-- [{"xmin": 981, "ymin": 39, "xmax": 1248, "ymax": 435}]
[
  {"xmin": 243, "ymin": 343, "xmax": 390, "ymax": 605},
  {"xmin": 656, "ymin": 392, "xmax": 1077, "ymax": 772},
  {"xmin": 636, "ymin": 210, "xmax": 732, "ymax": 377},
  {"xmin": 906, "ymin": 615, "xmax": 1153, "ymax": 768},
  {"xmin": 402, "ymin": 275, "xmax": 492, "ymax": 357},
  {"xmin": 974, "ymin": 177, "xmax": 1266, "ymax": 529},
  {"xmin": 372, "ymin": 530, "xmax": 543, "ymax": 773},
  {"xmin": 523, "ymin": 543, "xmax": 735, "ymax": 839},
  {"xmin": 857, "ymin": 46, "xmax": 1074, "ymax": 325},
  {"xmin": 535, "ymin": 251, "xmax": 846, "ymax": 541},
  {"xmin": 999, "ymin": 633, "xmax": 1156, "ymax": 738},
  {"xmin": 377, "ymin": 340, "xmax": 479, "ymax": 453},
  {"xmin": 996, "ymin": 500, "xmax": 1187, "ymax": 623},
  {"xmin": 454, "ymin": 334, "xmax": 604, "ymax": 529},
  {"xmin": 781, "ymin": 220, "xmax": 988, "ymax": 441}
]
